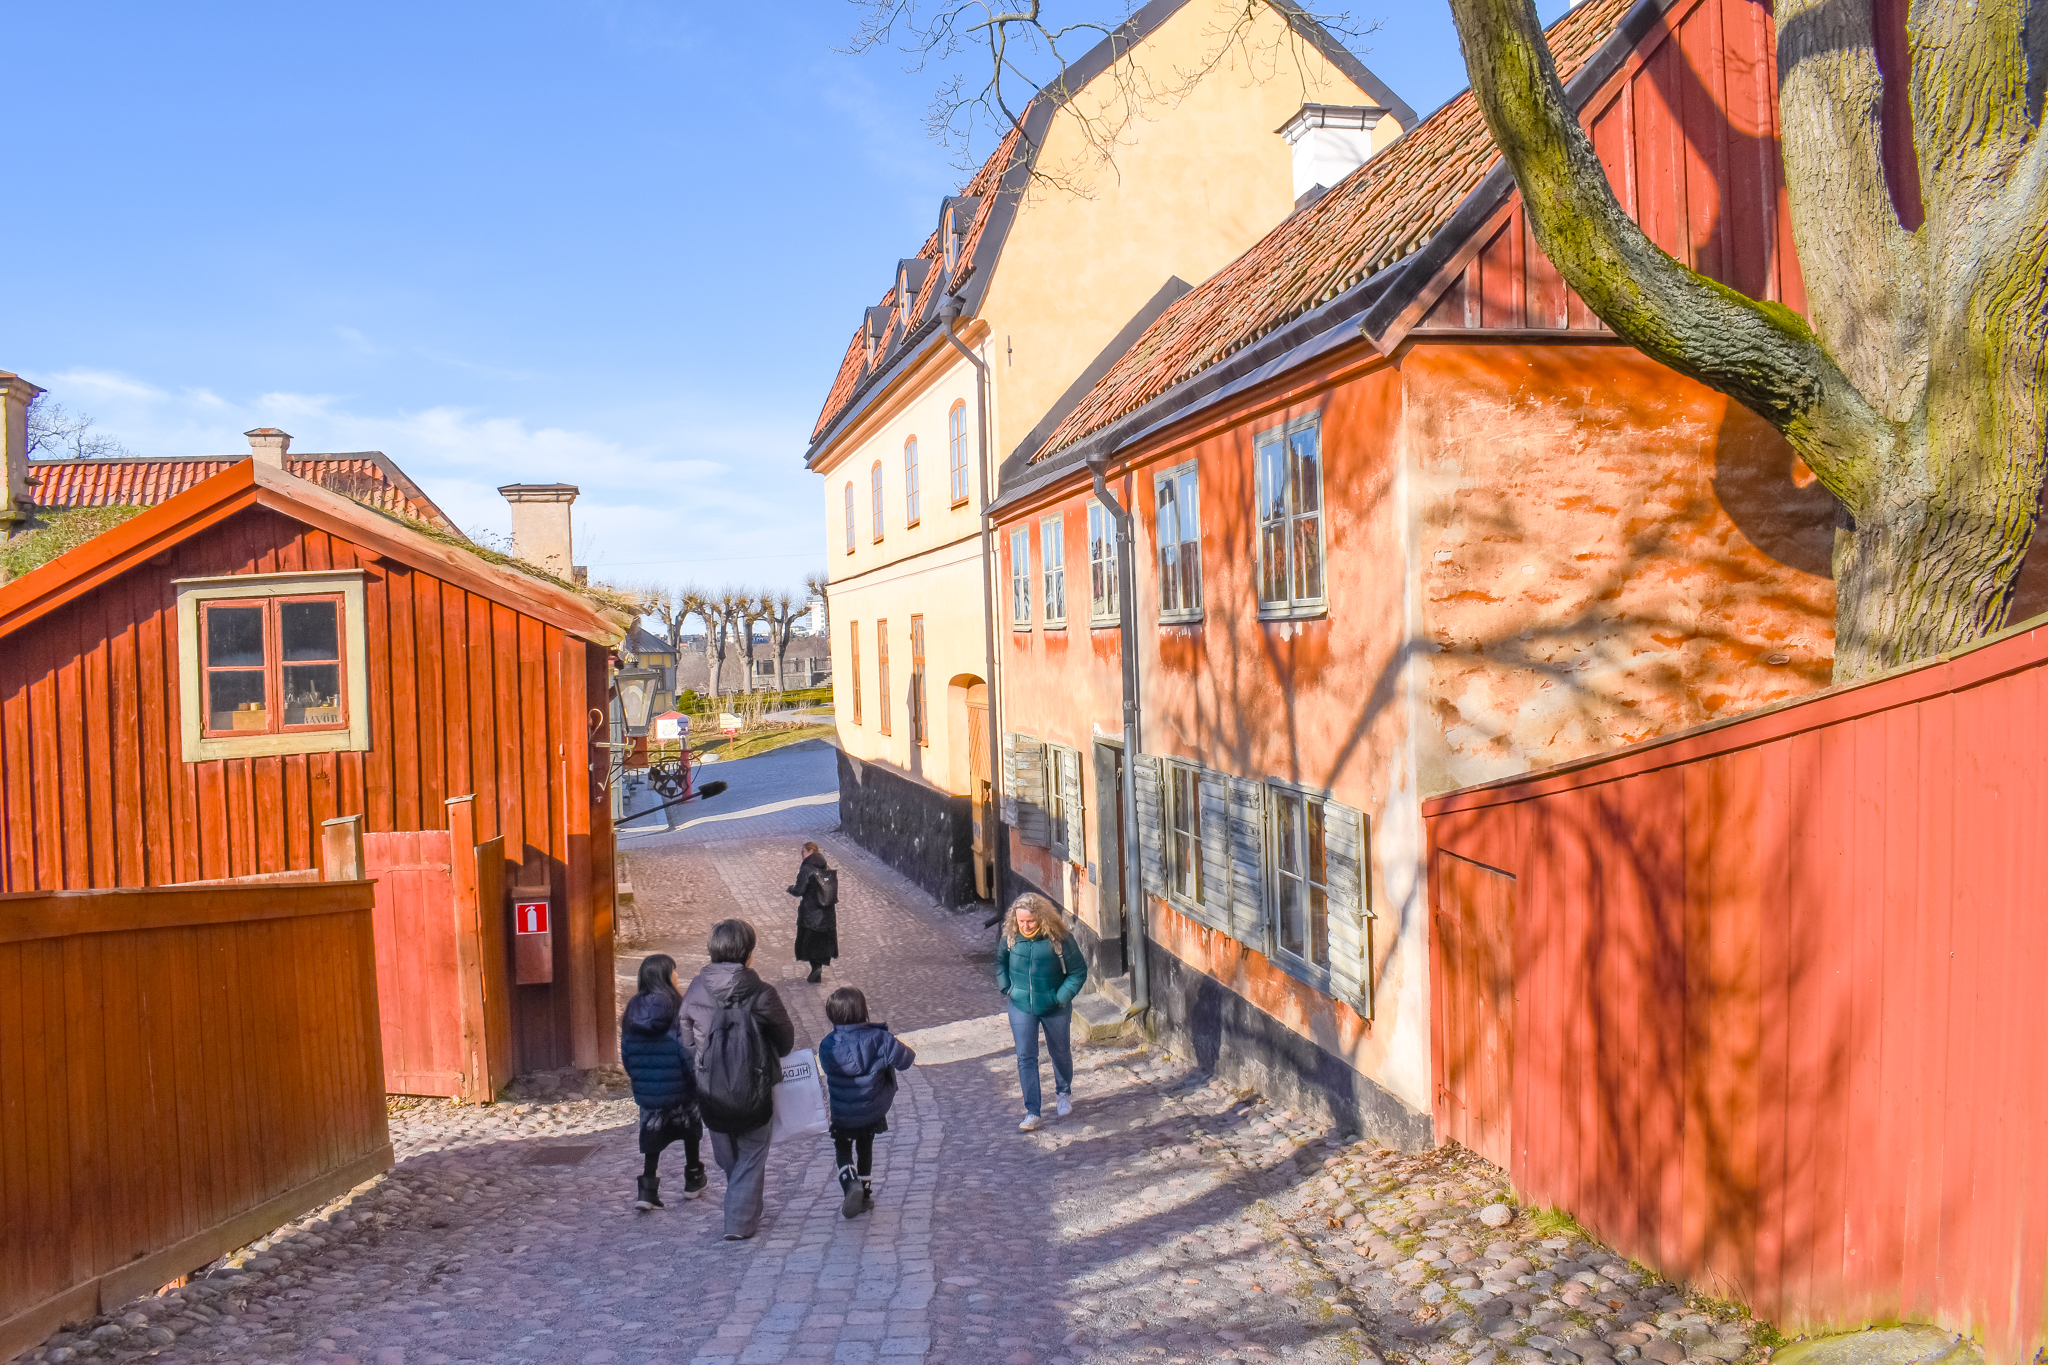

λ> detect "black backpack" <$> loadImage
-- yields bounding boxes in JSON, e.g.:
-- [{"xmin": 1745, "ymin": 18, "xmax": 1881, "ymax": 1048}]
[
  {"xmin": 815, "ymin": 867, "xmax": 838, "ymax": 907},
  {"xmin": 695, "ymin": 983, "xmax": 779, "ymax": 1135}
]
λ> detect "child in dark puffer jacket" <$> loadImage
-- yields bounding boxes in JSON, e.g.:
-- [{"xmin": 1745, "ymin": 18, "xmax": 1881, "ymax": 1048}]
[
  {"xmin": 619, "ymin": 954, "xmax": 707, "ymax": 1211},
  {"xmin": 818, "ymin": 987, "xmax": 916, "ymax": 1219}
]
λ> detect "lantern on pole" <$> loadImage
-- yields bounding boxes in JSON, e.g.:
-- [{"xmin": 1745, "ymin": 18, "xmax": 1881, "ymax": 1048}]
[{"xmin": 615, "ymin": 667, "xmax": 660, "ymax": 736}]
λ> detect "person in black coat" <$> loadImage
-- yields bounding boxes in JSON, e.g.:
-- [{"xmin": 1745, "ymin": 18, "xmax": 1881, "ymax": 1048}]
[
  {"xmin": 818, "ymin": 986, "xmax": 915, "ymax": 1218},
  {"xmin": 619, "ymin": 954, "xmax": 706, "ymax": 1211},
  {"xmin": 788, "ymin": 841, "xmax": 838, "ymax": 983}
]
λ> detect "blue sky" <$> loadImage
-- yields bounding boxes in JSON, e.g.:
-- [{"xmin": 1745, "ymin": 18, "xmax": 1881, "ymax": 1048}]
[{"xmin": 8, "ymin": 1, "xmax": 1562, "ymax": 596}]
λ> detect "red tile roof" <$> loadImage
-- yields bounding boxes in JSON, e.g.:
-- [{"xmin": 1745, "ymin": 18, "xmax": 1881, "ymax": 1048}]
[
  {"xmin": 1030, "ymin": 0, "xmax": 1636, "ymax": 463},
  {"xmin": 27, "ymin": 452, "xmax": 457, "ymax": 530},
  {"xmin": 809, "ymin": 129, "xmax": 1022, "ymax": 446}
]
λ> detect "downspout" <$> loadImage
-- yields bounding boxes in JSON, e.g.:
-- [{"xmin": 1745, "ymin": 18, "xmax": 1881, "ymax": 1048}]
[
  {"xmin": 1088, "ymin": 454, "xmax": 1149, "ymax": 1019},
  {"xmin": 939, "ymin": 294, "xmax": 1005, "ymax": 906}
]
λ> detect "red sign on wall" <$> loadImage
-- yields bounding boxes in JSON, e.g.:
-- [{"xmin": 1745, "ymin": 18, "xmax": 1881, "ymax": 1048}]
[{"xmin": 514, "ymin": 900, "xmax": 550, "ymax": 935}]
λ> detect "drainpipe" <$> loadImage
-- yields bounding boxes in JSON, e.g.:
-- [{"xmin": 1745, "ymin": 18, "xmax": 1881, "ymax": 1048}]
[
  {"xmin": 1088, "ymin": 454, "xmax": 1149, "ymax": 1019},
  {"xmin": 939, "ymin": 295, "xmax": 1006, "ymax": 907}
]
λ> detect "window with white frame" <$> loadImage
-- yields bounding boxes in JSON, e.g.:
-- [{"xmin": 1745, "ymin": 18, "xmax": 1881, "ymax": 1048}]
[
  {"xmin": 904, "ymin": 437, "xmax": 921, "ymax": 526},
  {"xmin": 1010, "ymin": 527, "xmax": 1031, "ymax": 628},
  {"xmin": 1041, "ymin": 515, "xmax": 1066, "ymax": 626},
  {"xmin": 1254, "ymin": 416, "xmax": 1325, "ymax": 613},
  {"xmin": 871, "ymin": 462, "xmax": 885, "ymax": 541},
  {"xmin": 1269, "ymin": 785, "xmax": 1330, "ymax": 973},
  {"xmin": 844, "ymin": 482, "xmax": 856, "ymax": 554},
  {"xmin": 948, "ymin": 401, "xmax": 971, "ymax": 505},
  {"xmin": 1155, "ymin": 462, "xmax": 1202, "ymax": 619},
  {"xmin": 1088, "ymin": 501, "xmax": 1118, "ymax": 623},
  {"xmin": 1165, "ymin": 761, "xmax": 1203, "ymax": 906},
  {"xmin": 177, "ymin": 572, "xmax": 371, "ymax": 762}
]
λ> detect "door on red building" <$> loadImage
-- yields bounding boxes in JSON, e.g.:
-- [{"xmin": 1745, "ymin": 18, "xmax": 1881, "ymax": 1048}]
[{"xmin": 1094, "ymin": 739, "xmax": 1128, "ymax": 977}]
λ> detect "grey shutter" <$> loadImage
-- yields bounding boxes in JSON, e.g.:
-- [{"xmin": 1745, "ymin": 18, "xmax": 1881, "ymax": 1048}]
[
  {"xmin": 1324, "ymin": 800, "xmax": 1371, "ymax": 1015},
  {"xmin": 1017, "ymin": 739, "xmax": 1049, "ymax": 848},
  {"xmin": 1227, "ymin": 777, "xmax": 1269, "ymax": 950},
  {"xmin": 1061, "ymin": 747, "xmax": 1086, "ymax": 867},
  {"xmin": 1198, "ymin": 768, "xmax": 1232, "ymax": 931},
  {"xmin": 1133, "ymin": 754, "xmax": 1165, "ymax": 898},
  {"xmin": 1001, "ymin": 731, "xmax": 1024, "ymax": 828}
]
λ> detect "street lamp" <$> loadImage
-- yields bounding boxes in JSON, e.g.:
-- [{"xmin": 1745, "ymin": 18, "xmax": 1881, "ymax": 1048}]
[{"xmin": 615, "ymin": 667, "xmax": 660, "ymax": 736}]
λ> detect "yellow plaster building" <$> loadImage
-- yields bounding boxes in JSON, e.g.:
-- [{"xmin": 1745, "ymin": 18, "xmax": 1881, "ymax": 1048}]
[{"xmin": 806, "ymin": 0, "xmax": 1410, "ymax": 905}]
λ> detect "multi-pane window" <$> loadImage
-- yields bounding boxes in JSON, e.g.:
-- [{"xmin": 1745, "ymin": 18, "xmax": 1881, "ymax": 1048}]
[
  {"xmin": 1088, "ymin": 502, "xmax": 1118, "ymax": 623},
  {"xmin": 1155, "ymin": 462, "xmax": 1203, "ymax": 619},
  {"xmin": 1254, "ymin": 416, "xmax": 1325, "ymax": 612},
  {"xmin": 844, "ymin": 482, "xmax": 856, "ymax": 554},
  {"xmin": 1010, "ymin": 528, "xmax": 1031, "ymax": 628},
  {"xmin": 201, "ymin": 596, "xmax": 348, "ymax": 737},
  {"xmin": 849, "ymin": 623, "xmax": 862, "ymax": 725},
  {"xmin": 1040, "ymin": 515, "xmax": 1066, "ymax": 626},
  {"xmin": 871, "ymin": 462, "xmax": 885, "ymax": 541},
  {"xmin": 1270, "ymin": 787, "xmax": 1330, "ymax": 971},
  {"xmin": 909, "ymin": 615, "xmax": 927, "ymax": 746},
  {"xmin": 948, "ymin": 401, "xmax": 970, "ymax": 505},
  {"xmin": 876, "ymin": 618, "xmax": 891, "ymax": 735},
  {"xmin": 904, "ymin": 437, "xmax": 921, "ymax": 526},
  {"xmin": 1166, "ymin": 762, "xmax": 1203, "ymax": 905}
]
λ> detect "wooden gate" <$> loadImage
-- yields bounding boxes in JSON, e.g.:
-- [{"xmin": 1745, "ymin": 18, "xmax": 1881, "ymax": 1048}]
[
  {"xmin": 1432, "ymin": 850, "xmax": 1515, "ymax": 1166},
  {"xmin": 364, "ymin": 796, "xmax": 512, "ymax": 1101},
  {"xmin": 967, "ymin": 682, "xmax": 993, "ymax": 899}
]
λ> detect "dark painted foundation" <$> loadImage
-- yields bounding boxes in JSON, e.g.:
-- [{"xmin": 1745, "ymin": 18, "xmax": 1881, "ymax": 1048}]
[
  {"xmin": 1142, "ymin": 936, "xmax": 1434, "ymax": 1152},
  {"xmin": 837, "ymin": 749, "xmax": 979, "ymax": 907}
]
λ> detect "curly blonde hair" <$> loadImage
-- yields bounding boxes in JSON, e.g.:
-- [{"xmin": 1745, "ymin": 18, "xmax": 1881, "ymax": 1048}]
[{"xmin": 1001, "ymin": 892, "xmax": 1070, "ymax": 947}]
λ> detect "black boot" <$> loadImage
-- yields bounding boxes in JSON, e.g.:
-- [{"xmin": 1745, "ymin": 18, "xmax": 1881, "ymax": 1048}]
[
  {"xmin": 839, "ymin": 1165, "xmax": 865, "ymax": 1219},
  {"xmin": 635, "ymin": 1174, "xmax": 663, "ymax": 1211},
  {"xmin": 807, "ymin": 965, "xmax": 823, "ymax": 983},
  {"xmin": 682, "ymin": 1163, "xmax": 708, "ymax": 1199}
]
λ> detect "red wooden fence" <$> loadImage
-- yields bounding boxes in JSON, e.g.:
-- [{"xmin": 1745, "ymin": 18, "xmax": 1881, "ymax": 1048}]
[
  {"xmin": 0, "ymin": 879, "xmax": 392, "ymax": 1362},
  {"xmin": 1426, "ymin": 617, "xmax": 2048, "ymax": 1362}
]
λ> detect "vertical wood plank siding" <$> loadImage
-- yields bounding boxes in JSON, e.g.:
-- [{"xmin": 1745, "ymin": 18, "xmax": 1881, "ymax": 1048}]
[
  {"xmin": 1425, "ymin": 621, "xmax": 2048, "ymax": 1362},
  {"xmin": 0, "ymin": 506, "xmax": 612, "ymax": 1073},
  {"xmin": 0, "ymin": 881, "xmax": 391, "ymax": 1362}
]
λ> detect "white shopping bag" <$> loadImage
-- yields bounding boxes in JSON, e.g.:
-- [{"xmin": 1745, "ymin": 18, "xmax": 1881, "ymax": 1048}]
[{"xmin": 769, "ymin": 1048, "xmax": 830, "ymax": 1143}]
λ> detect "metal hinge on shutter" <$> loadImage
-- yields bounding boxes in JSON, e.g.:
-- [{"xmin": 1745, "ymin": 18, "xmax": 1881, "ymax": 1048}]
[
  {"xmin": 1324, "ymin": 800, "xmax": 1372, "ymax": 1017},
  {"xmin": 1227, "ymin": 776, "xmax": 1269, "ymax": 951},
  {"xmin": 1133, "ymin": 754, "xmax": 1165, "ymax": 898},
  {"xmin": 1198, "ymin": 767, "xmax": 1231, "ymax": 931}
]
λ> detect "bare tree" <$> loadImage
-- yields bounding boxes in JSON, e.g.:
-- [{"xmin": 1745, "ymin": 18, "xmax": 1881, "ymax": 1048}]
[
  {"xmin": 1444, "ymin": 0, "xmax": 2048, "ymax": 680},
  {"xmin": 738, "ymin": 592, "xmax": 773, "ymax": 695},
  {"xmin": 26, "ymin": 393, "xmax": 132, "ymax": 460},
  {"xmin": 707, "ymin": 587, "xmax": 748, "ymax": 699},
  {"xmin": 846, "ymin": 0, "xmax": 1375, "ymax": 187},
  {"xmin": 766, "ymin": 589, "xmax": 808, "ymax": 691},
  {"xmin": 641, "ymin": 583, "xmax": 712, "ymax": 692}
]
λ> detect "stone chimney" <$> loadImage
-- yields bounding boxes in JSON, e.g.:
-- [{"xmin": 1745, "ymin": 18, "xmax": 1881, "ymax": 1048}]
[
  {"xmin": 498, "ymin": 483, "xmax": 579, "ymax": 581},
  {"xmin": 246, "ymin": 427, "xmax": 292, "ymax": 467},
  {"xmin": 1277, "ymin": 104, "xmax": 1389, "ymax": 205},
  {"xmin": 1, "ymin": 372, "xmax": 46, "ymax": 523}
]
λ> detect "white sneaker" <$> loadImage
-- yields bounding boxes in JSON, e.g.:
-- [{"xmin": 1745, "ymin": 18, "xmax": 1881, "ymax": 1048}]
[
  {"xmin": 1019, "ymin": 1113, "xmax": 1044, "ymax": 1131},
  {"xmin": 1055, "ymin": 1093, "xmax": 1072, "ymax": 1118}
]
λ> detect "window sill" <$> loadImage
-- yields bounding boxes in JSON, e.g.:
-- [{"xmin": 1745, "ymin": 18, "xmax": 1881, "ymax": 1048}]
[
  {"xmin": 1089, "ymin": 616, "xmax": 1122, "ymax": 630},
  {"xmin": 1257, "ymin": 604, "xmax": 1328, "ymax": 623},
  {"xmin": 1157, "ymin": 612, "xmax": 1204, "ymax": 627},
  {"xmin": 1011, "ymin": 624, "xmax": 1033, "ymax": 633},
  {"xmin": 950, "ymin": 497, "xmax": 972, "ymax": 510},
  {"xmin": 1044, "ymin": 621, "xmax": 1067, "ymax": 632},
  {"xmin": 1268, "ymin": 948, "xmax": 1336, "ymax": 997},
  {"xmin": 906, "ymin": 520, "xmax": 921, "ymax": 530}
]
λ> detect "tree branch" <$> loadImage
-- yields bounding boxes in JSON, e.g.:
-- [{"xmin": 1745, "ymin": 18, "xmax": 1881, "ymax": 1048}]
[{"xmin": 1445, "ymin": 0, "xmax": 1889, "ymax": 506}]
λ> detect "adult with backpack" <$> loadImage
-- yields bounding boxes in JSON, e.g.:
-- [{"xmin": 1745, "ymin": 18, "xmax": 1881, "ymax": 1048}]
[
  {"xmin": 680, "ymin": 919, "xmax": 796, "ymax": 1241},
  {"xmin": 787, "ymin": 841, "xmax": 839, "ymax": 983},
  {"xmin": 994, "ymin": 892, "xmax": 1089, "ymax": 1131},
  {"xmin": 619, "ymin": 953, "xmax": 707, "ymax": 1211}
]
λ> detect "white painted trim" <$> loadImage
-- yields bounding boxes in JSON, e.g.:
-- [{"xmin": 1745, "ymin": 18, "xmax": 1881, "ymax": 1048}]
[{"xmin": 176, "ymin": 571, "xmax": 371, "ymax": 763}]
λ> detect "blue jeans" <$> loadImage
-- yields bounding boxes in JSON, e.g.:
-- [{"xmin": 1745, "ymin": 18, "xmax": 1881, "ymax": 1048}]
[{"xmin": 1007, "ymin": 1002, "xmax": 1074, "ymax": 1117}]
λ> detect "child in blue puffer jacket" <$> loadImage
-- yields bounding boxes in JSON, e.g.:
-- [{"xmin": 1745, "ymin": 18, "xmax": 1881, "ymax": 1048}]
[
  {"xmin": 818, "ymin": 987, "xmax": 916, "ymax": 1219},
  {"xmin": 619, "ymin": 954, "xmax": 707, "ymax": 1212}
]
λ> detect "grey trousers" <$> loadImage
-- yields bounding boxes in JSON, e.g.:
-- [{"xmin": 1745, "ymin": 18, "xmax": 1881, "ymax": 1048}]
[{"xmin": 709, "ymin": 1122, "xmax": 773, "ymax": 1238}]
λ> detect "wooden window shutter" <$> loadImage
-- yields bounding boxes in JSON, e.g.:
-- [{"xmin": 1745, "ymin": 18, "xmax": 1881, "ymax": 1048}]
[
  {"xmin": 1060, "ymin": 746, "xmax": 1085, "ymax": 867},
  {"xmin": 1198, "ymin": 767, "xmax": 1232, "ymax": 931},
  {"xmin": 1324, "ymin": 800, "xmax": 1372, "ymax": 1015},
  {"xmin": 1133, "ymin": 753, "xmax": 1166, "ymax": 898},
  {"xmin": 1227, "ymin": 776, "xmax": 1269, "ymax": 950},
  {"xmin": 1016, "ymin": 738, "xmax": 1050, "ymax": 848}
]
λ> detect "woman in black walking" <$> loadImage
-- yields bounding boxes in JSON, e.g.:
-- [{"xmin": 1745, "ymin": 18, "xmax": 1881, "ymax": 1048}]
[
  {"xmin": 618, "ymin": 953, "xmax": 706, "ymax": 1210},
  {"xmin": 788, "ymin": 840, "xmax": 838, "ymax": 983}
]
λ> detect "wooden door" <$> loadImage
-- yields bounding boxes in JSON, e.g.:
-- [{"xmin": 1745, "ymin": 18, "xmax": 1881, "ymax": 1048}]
[
  {"xmin": 1094, "ymin": 740, "xmax": 1127, "ymax": 975},
  {"xmin": 1434, "ymin": 849, "xmax": 1516, "ymax": 1168},
  {"xmin": 967, "ymin": 682, "xmax": 992, "ymax": 899}
]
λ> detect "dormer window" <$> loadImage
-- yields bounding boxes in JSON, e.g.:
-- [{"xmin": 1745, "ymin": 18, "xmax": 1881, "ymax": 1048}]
[{"xmin": 943, "ymin": 208, "xmax": 959, "ymax": 273}]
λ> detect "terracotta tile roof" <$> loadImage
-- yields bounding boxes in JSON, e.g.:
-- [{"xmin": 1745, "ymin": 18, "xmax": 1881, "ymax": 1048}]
[
  {"xmin": 27, "ymin": 452, "xmax": 458, "ymax": 530},
  {"xmin": 809, "ymin": 129, "xmax": 1022, "ymax": 445},
  {"xmin": 1031, "ymin": 0, "xmax": 1636, "ymax": 463}
]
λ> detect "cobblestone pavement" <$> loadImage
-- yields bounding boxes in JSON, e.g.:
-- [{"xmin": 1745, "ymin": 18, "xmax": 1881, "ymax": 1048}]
[{"xmin": 14, "ymin": 746, "xmax": 1771, "ymax": 1365}]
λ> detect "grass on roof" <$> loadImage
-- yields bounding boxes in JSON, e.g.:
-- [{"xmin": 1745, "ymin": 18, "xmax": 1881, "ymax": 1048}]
[{"xmin": 0, "ymin": 505, "xmax": 149, "ymax": 583}]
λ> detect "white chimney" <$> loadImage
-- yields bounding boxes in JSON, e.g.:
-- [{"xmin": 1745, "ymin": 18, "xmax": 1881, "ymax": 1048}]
[
  {"xmin": 1, "ymin": 371, "xmax": 45, "ymax": 523},
  {"xmin": 1277, "ymin": 103, "xmax": 1389, "ymax": 204},
  {"xmin": 246, "ymin": 427, "xmax": 292, "ymax": 467},
  {"xmin": 498, "ymin": 483, "xmax": 579, "ymax": 581}
]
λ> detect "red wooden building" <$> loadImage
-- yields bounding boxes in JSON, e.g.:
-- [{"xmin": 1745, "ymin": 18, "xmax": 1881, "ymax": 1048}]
[{"xmin": 0, "ymin": 458, "xmax": 631, "ymax": 1087}]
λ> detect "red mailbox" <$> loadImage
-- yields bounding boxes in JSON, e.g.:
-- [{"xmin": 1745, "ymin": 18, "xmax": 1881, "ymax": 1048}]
[{"xmin": 513, "ymin": 898, "xmax": 553, "ymax": 984}]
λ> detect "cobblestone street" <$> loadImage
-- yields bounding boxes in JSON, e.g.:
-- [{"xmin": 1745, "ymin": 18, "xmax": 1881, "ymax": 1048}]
[{"xmin": 14, "ymin": 749, "xmax": 1768, "ymax": 1365}]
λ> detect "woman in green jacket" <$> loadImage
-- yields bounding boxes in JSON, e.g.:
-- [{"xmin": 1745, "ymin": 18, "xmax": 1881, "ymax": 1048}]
[{"xmin": 994, "ymin": 892, "xmax": 1088, "ymax": 1130}]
